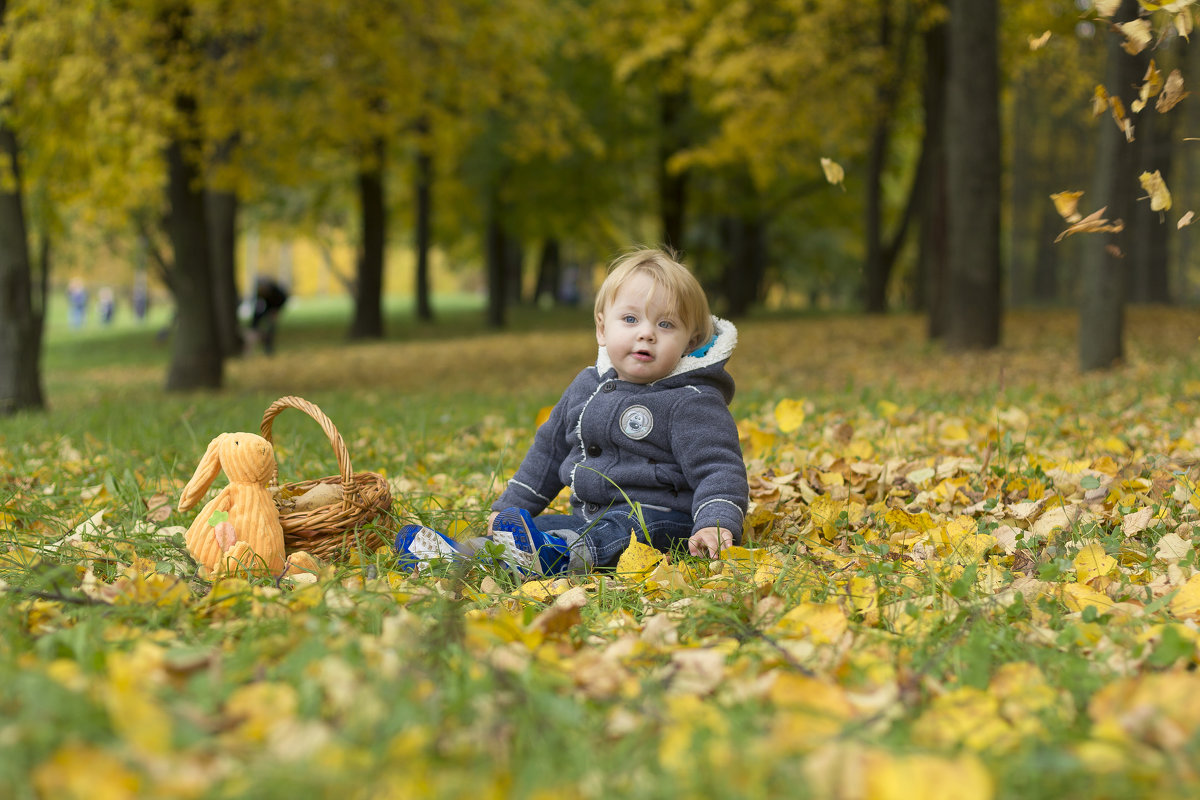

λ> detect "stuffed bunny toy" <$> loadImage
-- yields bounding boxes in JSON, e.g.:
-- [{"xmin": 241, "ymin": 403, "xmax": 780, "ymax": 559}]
[{"xmin": 178, "ymin": 432, "xmax": 316, "ymax": 579}]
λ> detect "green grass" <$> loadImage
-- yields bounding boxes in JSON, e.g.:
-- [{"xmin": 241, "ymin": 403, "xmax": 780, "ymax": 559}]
[{"xmin": 3, "ymin": 300, "xmax": 1200, "ymax": 799}]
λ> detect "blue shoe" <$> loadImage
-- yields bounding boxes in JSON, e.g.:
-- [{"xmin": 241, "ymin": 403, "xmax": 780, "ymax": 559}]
[
  {"xmin": 490, "ymin": 508, "xmax": 568, "ymax": 576},
  {"xmin": 394, "ymin": 524, "xmax": 465, "ymax": 571}
]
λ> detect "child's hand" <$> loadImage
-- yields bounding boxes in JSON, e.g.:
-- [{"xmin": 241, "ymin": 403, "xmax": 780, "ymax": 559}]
[{"xmin": 688, "ymin": 526, "xmax": 732, "ymax": 558}]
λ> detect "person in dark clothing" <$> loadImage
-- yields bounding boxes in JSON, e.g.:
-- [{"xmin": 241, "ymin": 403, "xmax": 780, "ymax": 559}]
[{"xmin": 249, "ymin": 276, "xmax": 289, "ymax": 355}]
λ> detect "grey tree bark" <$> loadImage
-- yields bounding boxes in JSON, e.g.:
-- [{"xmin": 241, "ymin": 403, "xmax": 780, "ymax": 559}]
[
  {"xmin": 945, "ymin": 0, "xmax": 1002, "ymax": 350},
  {"xmin": 1080, "ymin": 0, "xmax": 1142, "ymax": 371}
]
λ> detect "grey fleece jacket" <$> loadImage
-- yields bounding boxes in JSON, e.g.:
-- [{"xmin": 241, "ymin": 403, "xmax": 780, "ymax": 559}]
[{"xmin": 493, "ymin": 317, "xmax": 750, "ymax": 540}]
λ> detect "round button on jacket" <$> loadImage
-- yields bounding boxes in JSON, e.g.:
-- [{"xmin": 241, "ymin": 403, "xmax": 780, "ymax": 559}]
[
  {"xmin": 587, "ymin": 445, "xmax": 602, "ymax": 457},
  {"xmin": 602, "ymin": 383, "xmax": 616, "ymax": 392}
]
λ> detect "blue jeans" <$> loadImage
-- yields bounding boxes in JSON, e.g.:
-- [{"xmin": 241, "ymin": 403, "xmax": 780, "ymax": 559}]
[{"xmin": 531, "ymin": 504, "xmax": 694, "ymax": 571}]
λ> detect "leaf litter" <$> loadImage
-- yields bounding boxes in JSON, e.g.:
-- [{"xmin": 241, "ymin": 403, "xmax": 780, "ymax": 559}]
[{"xmin": 2, "ymin": 308, "xmax": 1200, "ymax": 798}]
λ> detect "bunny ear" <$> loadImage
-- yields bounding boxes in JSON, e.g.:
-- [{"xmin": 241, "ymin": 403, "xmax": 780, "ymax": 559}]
[{"xmin": 178, "ymin": 434, "xmax": 227, "ymax": 511}]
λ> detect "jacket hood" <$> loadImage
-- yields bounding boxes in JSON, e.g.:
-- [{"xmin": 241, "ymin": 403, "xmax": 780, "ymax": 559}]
[{"xmin": 596, "ymin": 316, "xmax": 738, "ymax": 401}]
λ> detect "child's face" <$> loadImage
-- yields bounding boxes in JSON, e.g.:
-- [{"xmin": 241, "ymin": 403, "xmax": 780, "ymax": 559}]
[{"xmin": 596, "ymin": 272, "xmax": 697, "ymax": 384}]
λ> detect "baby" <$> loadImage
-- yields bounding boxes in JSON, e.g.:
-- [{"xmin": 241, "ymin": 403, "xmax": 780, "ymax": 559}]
[{"xmin": 395, "ymin": 248, "xmax": 749, "ymax": 577}]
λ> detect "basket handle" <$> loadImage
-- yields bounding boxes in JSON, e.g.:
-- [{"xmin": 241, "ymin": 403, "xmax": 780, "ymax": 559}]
[{"xmin": 260, "ymin": 395, "xmax": 356, "ymax": 511}]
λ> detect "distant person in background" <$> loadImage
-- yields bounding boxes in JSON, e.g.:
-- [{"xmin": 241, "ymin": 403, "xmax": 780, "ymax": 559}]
[
  {"xmin": 132, "ymin": 273, "xmax": 149, "ymax": 321},
  {"xmin": 248, "ymin": 276, "xmax": 289, "ymax": 355},
  {"xmin": 67, "ymin": 278, "xmax": 87, "ymax": 329},
  {"xmin": 98, "ymin": 287, "xmax": 115, "ymax": 325}
]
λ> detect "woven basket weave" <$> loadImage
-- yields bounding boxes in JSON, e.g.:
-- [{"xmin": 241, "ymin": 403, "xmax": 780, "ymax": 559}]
[{"xmin": 260, "ymin": 396, "xmax": 393, "ymax": 560}]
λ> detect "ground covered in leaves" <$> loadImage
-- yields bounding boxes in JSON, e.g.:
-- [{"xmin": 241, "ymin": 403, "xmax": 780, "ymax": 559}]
[{"xmin": 3, "ymin": 308, "xmax": 1200, "ymax": 799}]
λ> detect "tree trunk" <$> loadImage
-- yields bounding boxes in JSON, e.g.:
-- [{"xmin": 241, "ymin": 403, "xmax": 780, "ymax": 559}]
[
  {"xmin": 504, "ymin": 236, "xmax": 524, "ymax": 306},
  {"xmin": 414, "ymin": 117, "xmax": 434, "ymax": 322},
  {"xmin": 1031, "ymin": 203, "xmax": 1061, "ymax": 303},
  {"xmin": 206, "ymin": 188, "xmax": 243, "ymax": 357},
  {"xmin": 721, "ymin": 215, "xmax": 768, "ymax": 318},
  {"xmin": 1129, "ymin": 96, "xmax": 1173, "ymax": 304},
  {"xmin": 659, "ymin": 89, "xmax": 689, "ymax": 251},
  {"xmin": 920, "ymin": 18, "xmax": 949, "ymax": 339},
  {"xmin": 1080, "ymin": 0, "xmax": 1141, "ymax": 371},
  {"xmin": 350, "ymin": 138, "xmax": 386, "ymax": 340},
  {"xmin": 164, "ymin": 133, "xmax": 223, "ymax": 391},
  {"xmin": 0, "ymin": 99, "xmax": 44, "ymax": 415},
  {"xmin": 864, "ymin": 1, "xmax": 894, "ymax": 313},
  {"xmin": 944, "ymin": 0, "xmax": 1001, "ymax": 350},
  {"xmin": 533, "ymin": 237, "xmax": 561, "ymax": 305},
  {"xmin": 485, "ymin": 191, "xmax": 506, "ymax": 329}
]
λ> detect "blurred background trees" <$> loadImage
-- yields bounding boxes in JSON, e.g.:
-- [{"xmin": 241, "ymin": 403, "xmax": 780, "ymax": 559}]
[{"xmin": 1, "ymin": 0, "xmax": 1196, "ymax": 407}]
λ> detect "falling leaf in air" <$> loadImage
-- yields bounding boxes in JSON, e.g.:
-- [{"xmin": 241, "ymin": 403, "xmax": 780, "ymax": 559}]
[
  {"xmin": 1055, "ymin": 206, "xmax": 1125, "ymax": 242},
  {"xmin": 1119, "ymin": 19, "xmax": 1153, "ymax": 55},
  {"xmin": 1029, "ymin": 30, "xmax": 1051, "ymax": 50},
  {"xmin": 1139, "ymin": 170, "xmax": 1172, "ymax": 213},
  {"xmin": 1092, "ymin": 85, "xmax": 1110, "ymax": 118},
  {"xmin": 1178, "ymin": 210, "xmax": 1195, "ymax": 229},
  {"xmin": 1176, "ymin": 9, "xmax": 1193, "ymax": 39},
  {"xmin": 1131, "ymin": 60, "xmax": 1162, "ymax": 113},
  {"xmin": 820, "ymin": 158, "xmax": 845, "ymax": 189},
  {"xmin": 1050, "ymin": 191, "xmax": 1085, "ymax": 223},
  {"xmin": 1094, "ymin": 0, "xmax": 1121, "ymax": 16},
  {"xmin": 1157, "ymin": 69, "xmax": 1189, "ymax": 112}
]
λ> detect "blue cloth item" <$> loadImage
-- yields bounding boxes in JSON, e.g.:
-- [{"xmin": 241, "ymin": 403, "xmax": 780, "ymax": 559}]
[
  {"xmin": 532, "ymin": 504, "xmax": 694, "ymax": 570},
  {"xmin": 491, "ymin": 507, "xmax": 569, "ymax": 576},
  {"xmin": 687, "ymin": 333, "xmax": 717, "ymax": 358},
  {"xmin": 394, "ymin": 524, "xmax": 466, "ymax": 571}
]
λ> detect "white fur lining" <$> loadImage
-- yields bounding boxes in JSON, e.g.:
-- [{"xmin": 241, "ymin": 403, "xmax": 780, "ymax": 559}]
[{"xmin": 594, "ymin": 316, "xmax": 737, "ymax": 382}]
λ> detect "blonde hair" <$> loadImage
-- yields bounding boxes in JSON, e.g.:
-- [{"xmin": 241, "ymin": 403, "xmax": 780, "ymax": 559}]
[{"xmin": 594, "ymin": 248, "xmax": 714, "ymax": 348}]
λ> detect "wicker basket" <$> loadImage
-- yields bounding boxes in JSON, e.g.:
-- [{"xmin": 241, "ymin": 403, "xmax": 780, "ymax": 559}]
[{"xmin": 260, "ymin": 395, "xmax": 393, "ymax": 560}]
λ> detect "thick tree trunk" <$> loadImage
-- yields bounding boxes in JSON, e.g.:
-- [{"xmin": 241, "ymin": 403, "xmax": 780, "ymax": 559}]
[
  {"xmin": 206, "ymin": 189, "xmax": 243, "ymax": 357},
  {"xmin": 164, "ymin": 133, "xmax": 223, "ymax": 391},
  {"xmin": 414, "ymin": 118, "xmax": 434, "ymax": 322},
  {"xmin": 921, "ymin": 19, "xmax": 949, "ymax": 339},
  {"xmin": 944, "ymin": 0, "xmax": 1001, "ymax": 350},
  {"xmin": 1032, "ymin": 204, "xmax": 1061, "ymax": 303},
  {"xmin": 721, "ymin": 215, "xmax": 768, "ymax": 318},
  {"xmin": 504, "ymin": 236, "xmax": 524, "ymax": 306},
  {"xmin": 0, "ymin": 114, "xmax": 44, "ymax": 415},
  {"xmin": 533, "ymin": 237, "xmax": 561, "ymax": 305},
  {"xmin": 1080, "ymin": 0, "xmax": 1141, "ymax": 370},
  {"xmin": 351, "ymin": 138, "xmax": 386, "ymax": 340},
  {"xmin": 1129, "ymin": 99, "xmax": 1173, "ymax": 304},
  {"xmin": 659, "ymin": 89, "xmax": 689, "ymax": 251},
  {"xmin": 864, "ymin": 1, "xmax": 894, "ymax": 313}
]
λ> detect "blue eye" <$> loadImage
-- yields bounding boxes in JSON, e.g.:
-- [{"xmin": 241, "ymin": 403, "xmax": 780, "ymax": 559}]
[
  {"xmin": 658, "ymin": 320, "xmax": 675, "ymax": 329},
  {"xmin": 623, "ymin": 315, "xmax": 637, "ymax": 324}
]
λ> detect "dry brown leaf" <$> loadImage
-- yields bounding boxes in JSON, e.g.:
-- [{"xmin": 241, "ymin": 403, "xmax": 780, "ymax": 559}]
[
  {"xmin": 291, "ymin": 482, "xmax": 342, "ymax": 512},
  {"xmin": 1177, "ymin": 210, "xmax": 1195, "ymax": 229},
  {"xmin": 1157, "ymin": 70, "xmax": 1189, "ymax": 113},
  {"xmin": 1055, "ymin": 206, "xmax": 1125, "ymax": 243},
  {"xmin": 145, "ymin": 493, "xmax": 173, "ymax": 523}
]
